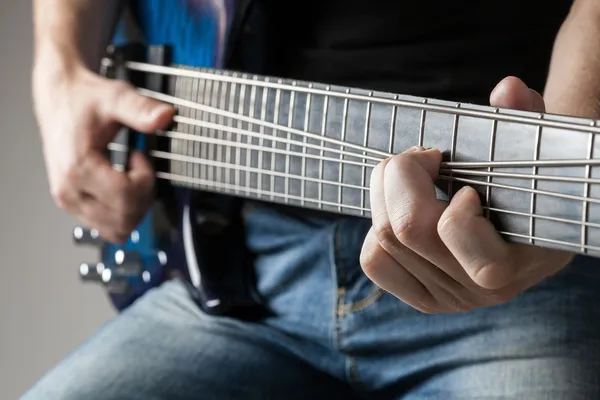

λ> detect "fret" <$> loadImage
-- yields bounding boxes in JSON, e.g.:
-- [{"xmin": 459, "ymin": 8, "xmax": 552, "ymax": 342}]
[
  {"xmin": 338, "ymin": 90, "xmax": 350, "ymax": 213},
  {"xmin": 228, "ymin": 72, "xmax": 239, "ymax": 189},
  {"xmin": 257, "ymin": 78, "xmax": 269, "ymax": 199},
  {"xmin": 448, "ymin": 104, "xmax": 460, "ymax": 197},
  {"xmin": 216, "ymin": 77, "xmax": 227, "ymax": 185},
  {"xmin": 270, "ymin": 81, "xmax": 283, "ymax": 201},
  {"xmin": 245, "ymin": 80, "xmax": 257, "ymax": 197},
  {"xmin": 189, "ymin": 74, "xmax": 200, "ymax": 185},
  {"xmin": 529, "ymin": 115, "xmax": 542, "ymax": 244},
  {"xmin": 582, "ymin": 128, "xmax": 595, "ymax": 252},
  {"xmin": 300, "ymin": 84, "xmax": 313, "ymax": 207},
  {"xmin": 284, "ymin": 82, "xmax": 296, "ymax": 202},
  {"xmin": 388, "ymin": 95, "xmax": 398, "ymax": 153},
  {"xmin": 199, "ymin": 76, "xmax": 209, "ymax": 183},
  {"xmin": 485, "ymin": 109, "xmax": 499, "ymax": 219},
  {"xmin": 318, "ymin": 86, "xmax": 331, "ymax": 210},
  {"xmin": 174, "ymin": 74, "xmax": 185, "ymax": 181},
  {"xmin": 361, "ymin": 92, "xmax": 373, "ymax": 216},
  {"xmin": 418, "ymin": 99, "xmax": 427, "ymax": 147}
]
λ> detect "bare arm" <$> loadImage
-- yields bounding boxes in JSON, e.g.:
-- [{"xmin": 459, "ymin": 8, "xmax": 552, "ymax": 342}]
[
  {"xmin": 32, "ymin": 0, "xmax": 125, "ymax": 81},
  {"xmin": 544, "ymin": 0, "xmax": 600, "ymax": 118}
]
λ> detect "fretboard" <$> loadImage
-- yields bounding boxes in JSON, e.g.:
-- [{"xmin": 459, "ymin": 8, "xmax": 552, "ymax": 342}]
[{"xmin": 111, "ymin": 61, "xmax": 600, "ymax": 258}]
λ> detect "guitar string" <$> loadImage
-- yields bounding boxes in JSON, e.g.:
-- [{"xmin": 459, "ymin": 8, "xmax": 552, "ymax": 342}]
[
  {"xmin": 111, "ymin": 159, "xmax": 600, "ymax": 253},
  {"xmin": 108, "ymin": 59, "xmax": 600, "ymax": 136},
  {"xmin": 154, "ymin": 128, "xmax": 600, "ymax": 186},
  {"xmin": 142, "ymin": 89, "xmax": 600, "ymax": 171},
  {"xmin": 108, "ymin": 144, "xmax": 600, "ymax": 231}
]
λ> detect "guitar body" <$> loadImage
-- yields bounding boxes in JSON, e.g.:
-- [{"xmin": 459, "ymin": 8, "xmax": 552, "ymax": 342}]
[{"xmin": 75, "ymin": 1, "xmax": 267, "ymax": 316}]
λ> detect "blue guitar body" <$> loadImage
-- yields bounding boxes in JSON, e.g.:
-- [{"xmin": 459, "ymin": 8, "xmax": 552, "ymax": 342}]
[{"xmin": 75, "ymin": 0, "xmax": 268, "ymax": 318}]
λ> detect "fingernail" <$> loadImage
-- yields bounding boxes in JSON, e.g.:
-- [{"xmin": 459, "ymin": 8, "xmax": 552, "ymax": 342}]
[
  {"xmin": 149, "ymin": 104, "xmax": 173, "ymax": 119},
  {"xmin": 406, "ymin": 146, "xmax": 426, "ymax": 153}
]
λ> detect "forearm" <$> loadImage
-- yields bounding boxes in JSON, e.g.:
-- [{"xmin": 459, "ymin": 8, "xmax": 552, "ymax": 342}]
[
  {"xmin": 32, "ymin": 0, "xmax": 125, "ymax": 79},
  {"xmin": 544, "ymin": 0, "xmax": 600, "ymax": 118}
]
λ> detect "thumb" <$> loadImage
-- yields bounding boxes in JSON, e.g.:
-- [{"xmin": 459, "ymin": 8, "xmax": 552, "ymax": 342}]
[
  {"xmin": 102, "ymin": 80, "xmax": 176, "ymax": 133},
  {"xmin": 489, "ymin": 76, "xmax": 546, "ymax": 113}
]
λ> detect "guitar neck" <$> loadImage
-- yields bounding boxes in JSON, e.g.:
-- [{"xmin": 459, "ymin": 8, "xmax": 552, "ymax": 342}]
[{"xmin": 109, "ymin": 61, "xmax": 600, "ymax": 258}]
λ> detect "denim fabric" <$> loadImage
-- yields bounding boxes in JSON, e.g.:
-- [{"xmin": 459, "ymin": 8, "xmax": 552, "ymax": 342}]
[{"xmin": 22, "ymin": 203, "xmax": 600, "ymax": 399}]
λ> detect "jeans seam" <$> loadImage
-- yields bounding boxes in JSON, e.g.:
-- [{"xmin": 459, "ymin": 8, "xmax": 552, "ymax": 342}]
[
  {"xmin": 344, "ymin": 286, "xmax": 386, "ymax": 313},
  {"xmin": 332, "ymin": 222, "xmax": 345, "ymax": 352}
]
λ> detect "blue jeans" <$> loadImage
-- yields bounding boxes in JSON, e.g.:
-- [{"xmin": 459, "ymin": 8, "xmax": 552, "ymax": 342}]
[{"xmin": 23, "ymin": 203, "xmax": 600, "ymax": 399}]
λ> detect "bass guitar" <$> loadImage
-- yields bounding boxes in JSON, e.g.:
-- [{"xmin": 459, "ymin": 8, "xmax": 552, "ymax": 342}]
[{"xmin": 73, "ymin": 43, "xmax": 600, "ymax": 315}]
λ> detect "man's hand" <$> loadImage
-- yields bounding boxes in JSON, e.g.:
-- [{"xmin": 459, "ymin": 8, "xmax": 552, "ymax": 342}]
[
  {"xmin": 33, "ymin": 64, "xmax": 175, "ymax": 243},
  {"xmin": 359, "ymin": 76, "xmax": 574, "ymax": 314}
]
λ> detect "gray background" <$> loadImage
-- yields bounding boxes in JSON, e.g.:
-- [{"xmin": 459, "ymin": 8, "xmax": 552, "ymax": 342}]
[{"xmin": 0, "ymin": 1, "xmax": 116, "ymax": 398}]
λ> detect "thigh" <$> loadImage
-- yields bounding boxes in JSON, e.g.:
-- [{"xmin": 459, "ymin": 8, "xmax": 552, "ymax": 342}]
[
  {"xmin": 22, "ymin": 279, "xmax": 356, "ymax": 400},
  {"xmin": 340, "ymin": 254, "xmax": 600, "ymax": 400}
]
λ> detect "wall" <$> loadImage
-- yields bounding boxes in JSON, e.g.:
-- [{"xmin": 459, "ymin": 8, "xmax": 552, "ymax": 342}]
[{"xmin": 0, "ymin": 1, "xmax": 116, "ymax": 398}]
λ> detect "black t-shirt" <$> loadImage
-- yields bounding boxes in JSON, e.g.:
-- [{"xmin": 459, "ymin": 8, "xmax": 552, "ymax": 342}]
[{"xmin": 247, "ymin": 0, "xmax": 573, "ymax": 105}]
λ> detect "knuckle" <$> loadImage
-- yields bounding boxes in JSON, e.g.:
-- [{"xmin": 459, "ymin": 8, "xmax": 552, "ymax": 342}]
[
  {"xmin": 50, "ymin": 184, "xmax": 70, "ymax": 208},
  {"xmin": 359, "ymin": 231, "xmax": 386, "ymax": 280},
  {"xmin": 359, "ymin": 247, "xmax": 381, "ymax": 281},
  {"xmin": 437, "ymin": 211, "xmax": 460, "ymax": 239},
  {"xmin": 390, "ymin": 207, "xmax": 429, "ymax": 246}
]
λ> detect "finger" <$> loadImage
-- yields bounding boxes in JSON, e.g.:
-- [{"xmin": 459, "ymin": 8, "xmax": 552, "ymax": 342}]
[
  {"xmin": 76, "ymin": 151, "xmax": 130, "ymax": 203},
  {"xmin": 78, "ymin": 197, "xmax": 132, "ymax": 244},
  {"xmin": 77, "ymin": 151, "xmax": 153, "ymax": 228},
  {"xmin": 381, "ymin": 148, "xmax": 457, "ymax": 267},
  {"xmin": 369, "ymin": 149, "xmax": 475, "ymax": 309},
  {"xmin": 101, "ymin": 80, "xmax": 176, "ymax": 133},
  {"xmin": 360, "ymin": 228, "xmax": 438, "ymax": 314},
  {"xmin": 437, "ymin": 185, "xmax": 517, "ymax": 290},
  {"xmin": 489, "ymin": 76, "xmax": 546, "ymax": 113},
  {"xmin": 127, "ymin": 150, "xmax": 155, "ymax": 199}
]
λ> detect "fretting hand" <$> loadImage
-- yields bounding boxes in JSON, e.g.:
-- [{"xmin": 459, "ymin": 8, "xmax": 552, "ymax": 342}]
[
  {"xmin": 33, "ymin": 62, "xmax": 175, "ymax": 243},
  {"xmin": 360, "ymin": 76, "xmax": 574, "ymax": 313}
]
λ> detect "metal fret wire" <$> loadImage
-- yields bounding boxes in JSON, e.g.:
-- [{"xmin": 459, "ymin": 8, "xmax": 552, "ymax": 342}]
[
  {"xmin": 362, "ymin": 93, "xmax": 373, "ymax": 216},
  {"xmin": 319, "ymin": 86, "xmax": 331, "ymax": 210},
  {"xmin": 448, "ymin": 104, "xmax": 460, "ymax": 197},
  {"xmin": 217, "ymin": 78, "xmax": 226, "ymax": 184},
  {"xmin": 486, "ymin": 109, "xmax": 498, "ymax": 219},
  {"xmin": 285, "ymin": 82, "xmax": 296, "ymax": 202},
  {"xmin": 418, "ymin": 99, "xmax": 427, "ymax": 147},
  {"xmin": 245, "ymin": 78, "xmax": 257, "ymax": 197},
  {"xmin": 257, "ymin": 78, "xmax": 269, "ymax": 199},
  {"xmin": 530, "ymin": 115, "xmax": 542, "ymax": 245},
  {"xmin": 270, "ymin": 82, "xmax": 281, "ymax": 201},
  {"xmin": 231, "ymin": 73, "xmax": 241, "ymax": 189},
  {"xmin": 119, "ymin": 60, "xmax": 600, "ymax": 135},
  {"xmin": 339, "ymin": 90, "xmax": 350, "ymax": 213},
  {"xmin": 301, "ymin": 84, "xmax": 312, "ymax": 207},
  {"xmin": 227, "ymin": 74, "xmax": 237, "ymax": 187},
  {"xmin": 582, "ymin": 129, "xmax": 595, "ymax": 252}
]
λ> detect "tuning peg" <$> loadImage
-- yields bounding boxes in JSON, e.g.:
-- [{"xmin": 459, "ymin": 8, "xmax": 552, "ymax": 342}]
[
  {"xmin": 113, "ymin": 250, "xmax": 142, "ymax": 275},
  {"xmin": 100, "ymin": 267, "xmax": 129, "ymax": 294},
  {"xmin": 79, "ymin": 262, "xmax": 105, "ymax": 282},
  {"xmin": 73, "ymin": 227, "xmax": 102, "ymax": 246}
]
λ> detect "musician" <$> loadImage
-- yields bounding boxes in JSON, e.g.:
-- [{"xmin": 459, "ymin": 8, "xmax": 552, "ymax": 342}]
[{"xmin": 26, "ymin": 0, "xmax": 600, "ymax": 398}]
